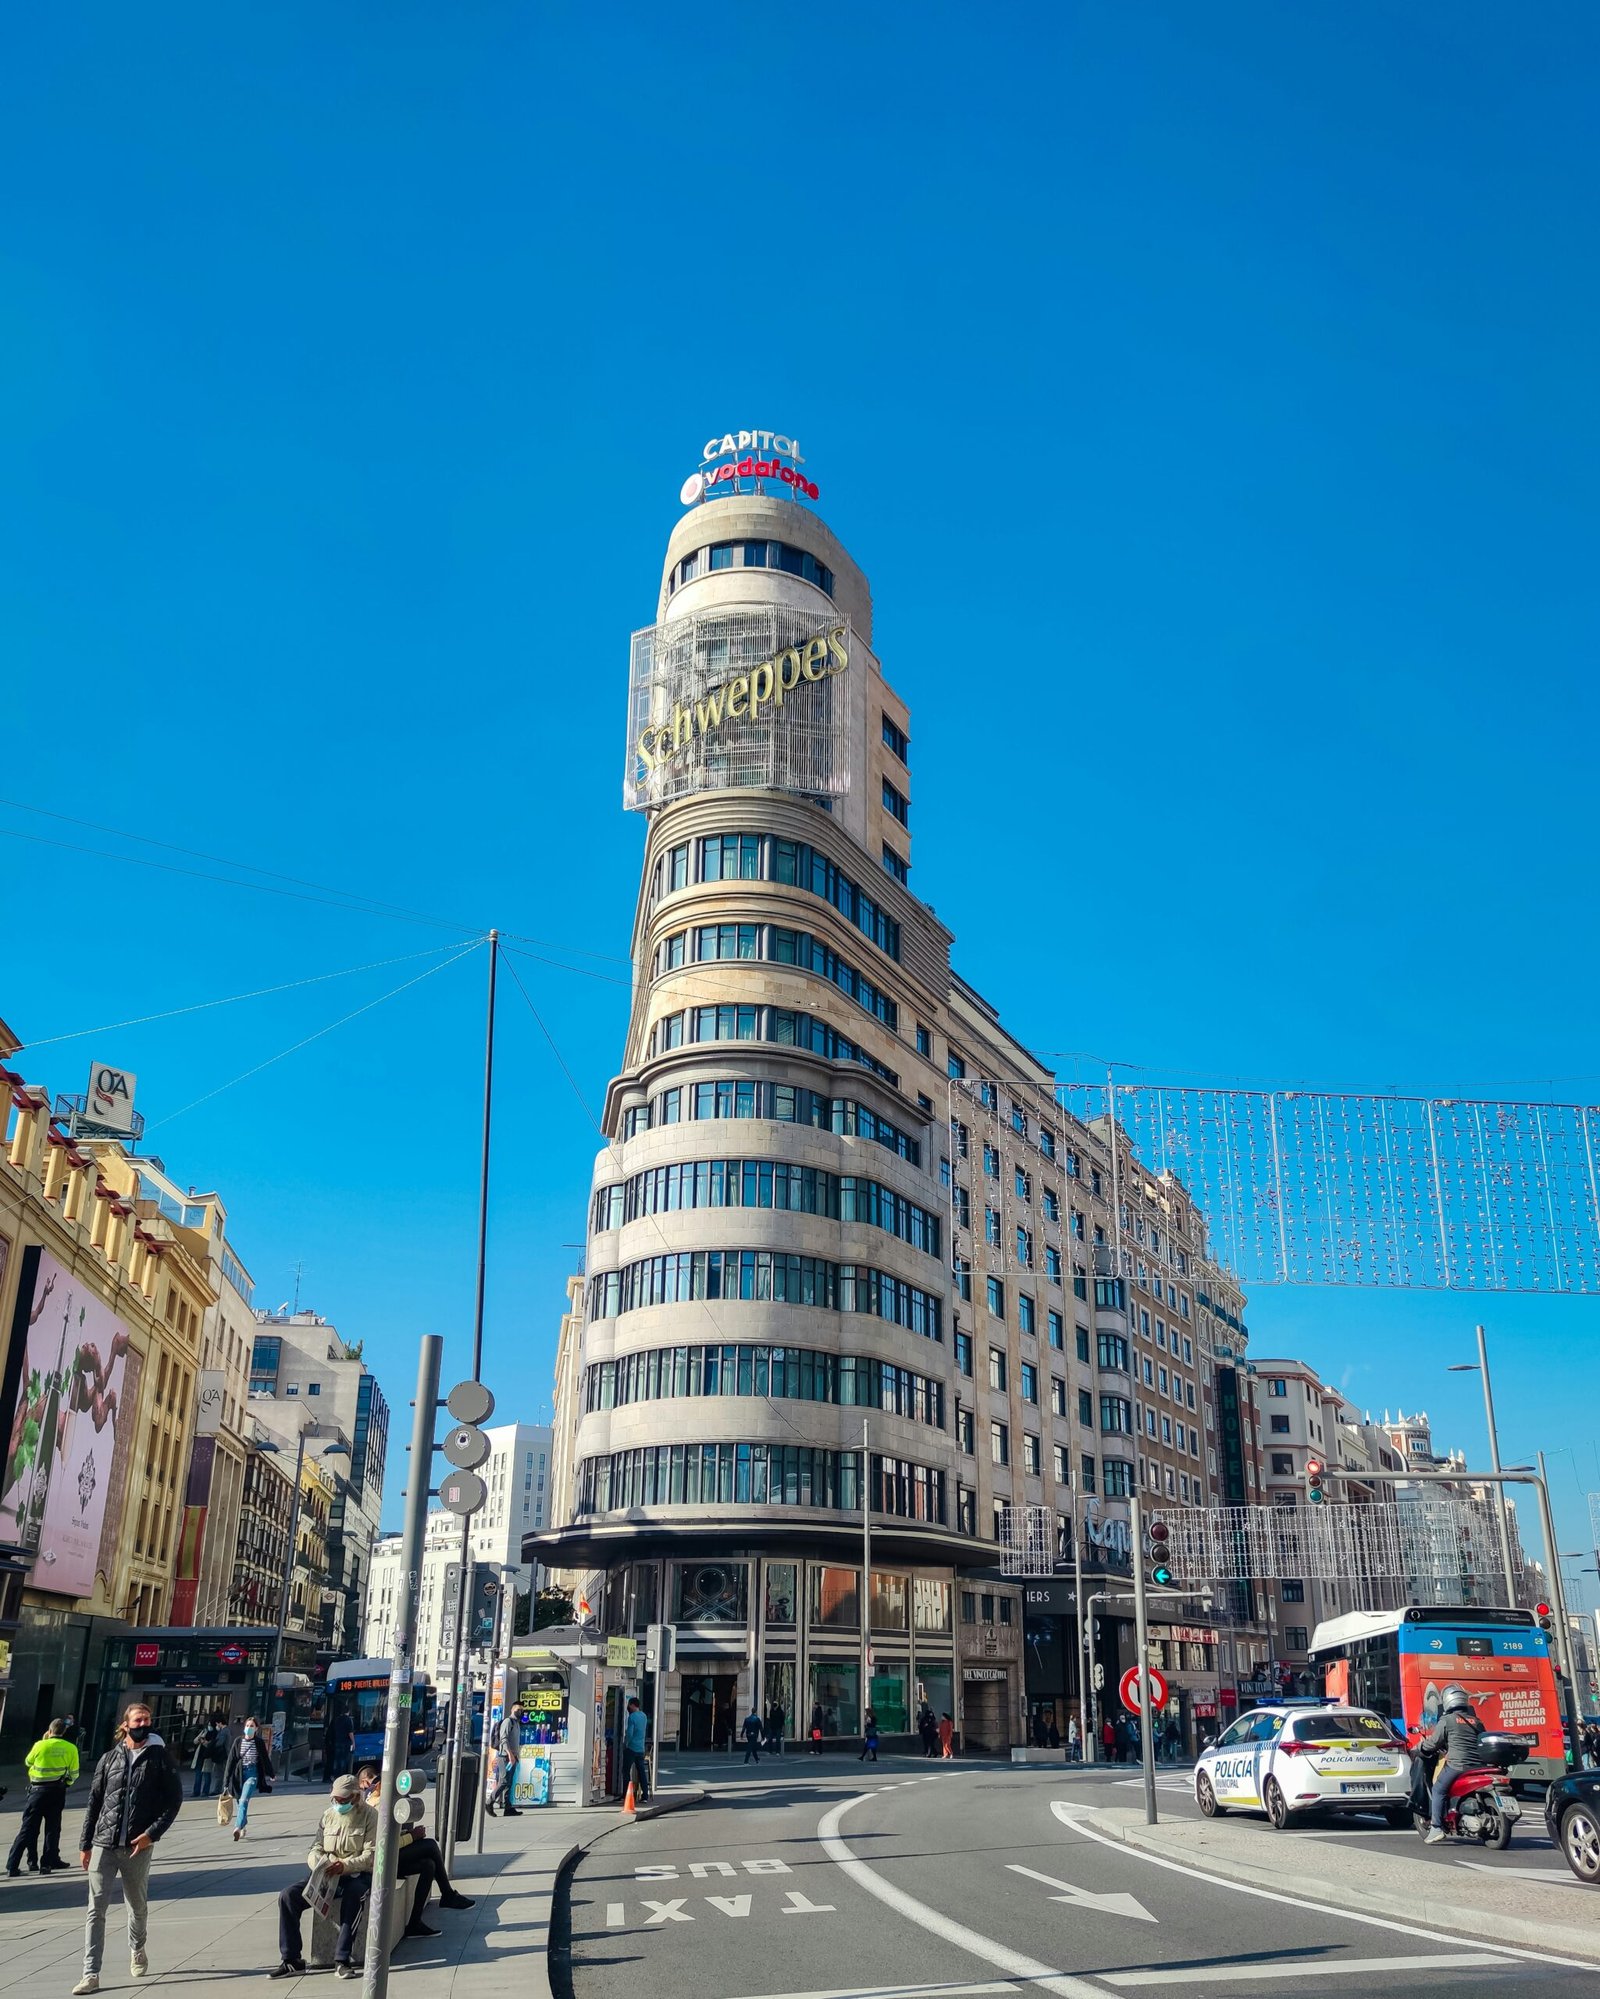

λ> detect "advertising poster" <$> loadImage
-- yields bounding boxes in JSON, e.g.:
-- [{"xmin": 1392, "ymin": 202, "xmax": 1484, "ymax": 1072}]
[
  {"xmin": 170, "ymin": 1435, "xmax": 218, "ymax": 1625},
  {"xmin": 0, "ymin": 1249, "xmax": 131, "ymax": 1596},
  {"xmin": 1398, "ymin": 1636, "xmax": 1564, "ymax": 1766},
  {"xmin": 514, "ymin": 1744, "xmax": 553, "ymax": 1806}
]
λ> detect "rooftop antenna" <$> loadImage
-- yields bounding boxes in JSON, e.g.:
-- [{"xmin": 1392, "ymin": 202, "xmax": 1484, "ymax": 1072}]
[{"xmin": 292, "ymin": 1260, "xmax": 303, "ymax": 1313}]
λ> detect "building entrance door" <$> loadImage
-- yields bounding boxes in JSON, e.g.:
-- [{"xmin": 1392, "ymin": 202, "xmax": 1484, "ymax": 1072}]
[
  {"xmin": 682, "ymin": 1673, "xmax": 736, "ymax": 1749},
  {"xmin": 963, "ymin": 1675, "xmax": 1009, "ymax": 1753}
]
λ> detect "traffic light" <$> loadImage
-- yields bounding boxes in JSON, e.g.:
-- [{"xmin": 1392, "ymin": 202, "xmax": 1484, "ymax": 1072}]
[
  {"xmin": 1536, "ymin": 1600, "xmax": 1555, "ymax": 1638},
  {"xmin": 1305, "ymin": 1456, "xmax": 1326, "ymax": 1505},
  {"xmin": 1146, "ymin": 1516, "xmax": 1174, "ymax": 1587},
  {"xmin": 440, "ymin": 1380, "xmax": 495, "ymax": 1519}
]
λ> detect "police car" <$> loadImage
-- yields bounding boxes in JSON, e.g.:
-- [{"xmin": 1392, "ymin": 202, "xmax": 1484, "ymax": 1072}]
[{"xmin": 1194, "ymin": 1702, "xmax": 1413, "ymax": 1830}]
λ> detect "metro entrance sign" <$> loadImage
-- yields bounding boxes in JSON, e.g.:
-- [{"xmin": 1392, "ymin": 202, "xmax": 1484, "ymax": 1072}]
[{"xmin": 1119, "ymin": 1663, "xmax": 1169, "ymax": 1714}]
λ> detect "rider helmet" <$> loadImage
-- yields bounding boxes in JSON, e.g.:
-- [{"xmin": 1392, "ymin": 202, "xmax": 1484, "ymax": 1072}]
[{"xmin": 1440, "ymin": 1685, "xmax": 1472, "ymax": 1714}]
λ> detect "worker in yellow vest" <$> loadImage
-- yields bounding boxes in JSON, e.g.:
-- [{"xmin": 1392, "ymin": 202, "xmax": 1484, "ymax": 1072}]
[{"xmin": 7, "ymin": 1717, "xmax": 80, "ymax": 1875}]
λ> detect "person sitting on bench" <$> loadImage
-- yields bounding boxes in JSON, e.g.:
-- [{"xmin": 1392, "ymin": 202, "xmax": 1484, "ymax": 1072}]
[
  {"xmin": 353, "ymin": 1765, "xmax": 475, "ymax": 1936},
  {"xmin": 272, "ymin": 1774, "xmax": 375, "ymax": 1979}
]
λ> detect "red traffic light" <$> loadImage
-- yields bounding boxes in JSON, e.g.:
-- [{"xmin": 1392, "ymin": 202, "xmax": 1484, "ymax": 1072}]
[
  {"xmin": 1149, "ymin": 1520, "xmax": 1170, "ymax": 1542},
  {"xmin": 1306, "ymin": 1457, "xmax": 1324, "ymax": 1477},
  {"xmin": 1535, "ymin": 1601, "xmax": 1553, "ymax": 1618}
]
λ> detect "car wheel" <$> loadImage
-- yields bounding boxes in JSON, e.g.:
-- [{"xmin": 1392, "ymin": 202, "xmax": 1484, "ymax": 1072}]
[
  {"xmin": 1196, "ymin": 1772, "xmax": 1225, "ymax": 1818},
  {"xmin": 1560, "ymin": 1804, "xmax": 1600, "ymax": 1884},
  {"xmin": 1264, "ymin": 1777, "xmax": 1293, "ymax": 1830}
]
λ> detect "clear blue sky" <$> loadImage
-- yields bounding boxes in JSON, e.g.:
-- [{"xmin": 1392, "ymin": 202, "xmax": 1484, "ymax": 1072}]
[{"xmin": 4, "ymin": 4, "xmax": 1598, "ymax": 1600}]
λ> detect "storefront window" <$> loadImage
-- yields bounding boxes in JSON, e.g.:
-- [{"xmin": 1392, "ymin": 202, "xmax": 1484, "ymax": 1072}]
[
  {"xmin": 763, "ymin": 1660, "xmax": 796, "ymax": 1738},
  {"xmin": 868, "ymin": 1660, "xmax": 909, "ymax": 1733},
  {"xmin": 869, "ymin": 1572, "xmax": 907, "ymax": 1632},
  {"xmin": 809, "ymin": 1659, "xmax": 860, "ymax": 1738},
  {"xmin": 810, "ymin": 1565, "xmax": 860, "ymax": 1629},
  {"xmin": 672, "ymin": 1561, "xmax": 748, "ymax": 1623},
  {"xmin": 913, "ymin": 1578, "xmax": 952, "ymax": 1632},
  {"xmin": 764, "ymin": 1563, "xmax": 797, "ymax": 1626}
]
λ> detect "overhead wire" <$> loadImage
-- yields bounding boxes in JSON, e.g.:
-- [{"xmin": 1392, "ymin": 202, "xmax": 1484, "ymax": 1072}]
[
  {"xmin": 143, "ymin": 937, "xmax": 484, "ymax": 1132},
  {"xmin": 22, "ymin": 941, "xmax": 474, "ymax": 1050}
]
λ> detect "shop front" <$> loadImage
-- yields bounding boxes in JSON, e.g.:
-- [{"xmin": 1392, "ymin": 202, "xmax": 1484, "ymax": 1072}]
[{"xmin": 96, "ymin": 1628, "xmax": 318, "ymax": 1757}]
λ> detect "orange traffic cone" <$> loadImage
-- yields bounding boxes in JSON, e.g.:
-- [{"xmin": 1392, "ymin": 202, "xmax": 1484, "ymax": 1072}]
[{"xmin": 621, "ymin": 1778, "xmax": 637, "ymax": 1817}]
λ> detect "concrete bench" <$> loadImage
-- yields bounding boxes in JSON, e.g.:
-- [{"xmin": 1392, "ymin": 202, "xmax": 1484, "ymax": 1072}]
[{"xmin": 309, "ymin": 1873, "xmax": 419, "ymax": 1966}]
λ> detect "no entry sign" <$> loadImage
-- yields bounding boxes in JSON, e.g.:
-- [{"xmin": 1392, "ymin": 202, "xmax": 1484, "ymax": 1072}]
[{"xmin": 1119, "ymin": 1664, "xmax": 1169, "ymax": 1714}]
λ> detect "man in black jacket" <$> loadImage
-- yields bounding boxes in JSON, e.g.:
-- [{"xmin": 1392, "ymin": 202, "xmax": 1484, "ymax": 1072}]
[
  {"xmin": 1420, "ymin": 1684, "xmax": 1492, "ymax": 1843},
  {"xmin": 73, "ymin": 1702, "xmax": 183, "ymax": 1995}
]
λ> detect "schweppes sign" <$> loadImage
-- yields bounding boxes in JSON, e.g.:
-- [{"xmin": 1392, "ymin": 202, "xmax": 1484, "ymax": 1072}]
[{"xmin": 636, "ymin": 622, "xmax": 848, "ymax": 774}]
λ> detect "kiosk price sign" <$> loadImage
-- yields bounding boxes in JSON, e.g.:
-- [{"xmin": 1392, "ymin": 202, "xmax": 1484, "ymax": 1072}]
[{"xmin": 1119, "ymin": 1664, "xmax": 1169, "ymax": 1714}]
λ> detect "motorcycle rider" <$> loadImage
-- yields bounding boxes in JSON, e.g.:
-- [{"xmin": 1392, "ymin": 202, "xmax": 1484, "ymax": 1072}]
[{"xmin": 1420, "ymin": 1684, "xmax": 1492, "ymax": 1843}]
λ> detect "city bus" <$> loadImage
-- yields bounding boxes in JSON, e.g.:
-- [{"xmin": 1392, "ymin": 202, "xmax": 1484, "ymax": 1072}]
[
  {"xmin": 324, "ymin": 1659, "xmax": 438, "ymax": 1769},
  {"xmin": 1309, "ymin": 1605, "xmax": 1565, "ymax": 1786}
]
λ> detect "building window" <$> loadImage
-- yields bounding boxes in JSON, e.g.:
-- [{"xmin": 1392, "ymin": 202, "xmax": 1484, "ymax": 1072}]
[
  {"xmin": 987, "ymin": 1275, "xmax": 1005, "ymax": 1318},
  {"xmin": 882, "ymin": 843, "xmax": 910, "ymax": 885},
  {"xmin": 1047, "ymin": 1310, "xmax": 1065, "ymax": 1351},
  {"xmin": 1054, "ymin": 1444, "xmax": 1070, "ymax": 1484},
  {"xmin": 882, "ymin": 714, "xmax": 909, "ymax": 763},
  {"xmin": 961, "ymin": 1589, "xmax": 977, "ymax": 1623},
  {"xmin": 1100, "ymin": 1395, "xmax": 1133, "ymax": 1434},
  {"xmin": 990, "ymin": 1421, "xmax": 1009, "ymax": 1467},
  {"xmin": 954, "ymin": 1331, "xmax": 973, "ymax": 1378},
  {"xmin": 1022, "ymin": 1433, "xmax": 1041, "ymax": 1476},
  {"xmin": 308, "ymin": 1383, "xmax": 321, "ymax": 1397},
  {"xmin": 1282, "ymin": 1580, "xmax": 1306, "ymax": 1603},
  {"xmin": 1270, "ymin": 1415, "xmax": 1290, "ymax": 1434},
  {"xmin": 1271, "ymin": 1453, "xmax": 1294, "ymax": 1475},
  {"xmin": 1076, "ymin": 1325, "xmax": 1090, "ymax": 1364},
  {"xmin": 956, "ymin": 1407, "xmax": 974, "ymax": 1454},
  {"xmin": 1102, "ymin": 1459, "xmax": 1134, "ymax": 1498},
  {"xmin": 1050, "ymin": 1378, "xmax": 1067, "ymax": 1417},
  {"xmin": 915, "ymin": 1025, "xmax": 931, "ymax": 1057},
  {"xmin": 1077, "ymin": 1389, "xmax": 1092, "ymax": 1427},
  {"xmin": 882, "ymin": 779, "xmax": 910, "ymax": 828},
  {"xmin": 1020, "ymin": 1361, "xmax": 1038, "ymax": 1404},
  {"xmin": 988, "ymin": 1347, "xmax": 1007, "ymax": 1392},
  {"xmin": 1018, "ymin": 1293, "xmax": 1036, "ymax": 1338},
  {"xmin": 1268, "ymin": 1378, "xmax": 1288, "ymax": 1397},
  {"xmin": 1097, "ymin": 1332, "xmax": 1129, "ymax": 1373},
  {"xmin": 1285, "ymin": 1626, "xmax": 1309, "ymax": 1652}
]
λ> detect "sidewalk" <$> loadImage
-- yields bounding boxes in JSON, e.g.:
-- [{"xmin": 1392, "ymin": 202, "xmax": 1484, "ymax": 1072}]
[
  {"xmin": 0, "ymin": 1774, "xmax": 703, "ymax": 1999},
  {"xmin": 1079, "ymin": 1799, "xmax": 1600, "ymax": 1963}
]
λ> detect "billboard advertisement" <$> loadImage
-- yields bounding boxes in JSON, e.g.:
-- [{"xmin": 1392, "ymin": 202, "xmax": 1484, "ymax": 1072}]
[
  {"xmin": 0, "ymin": 1249, "xmax": 132, "ymax": 1598},
  {"xmin": 624, "ymin": 607, "xmax": 854, "ymax": 812},
  {"xmin": 1396, "ymin": 1623, "xmax": 1564, "ymax": 1768}
]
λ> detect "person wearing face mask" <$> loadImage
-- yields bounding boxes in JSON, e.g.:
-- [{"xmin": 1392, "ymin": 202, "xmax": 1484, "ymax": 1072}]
[
  {"xmin": 222, "ymin": 1717, "xmax": 275, "ymax": 1843},
  {"xmin": 73, "ymin": 1703, "xmax": 183, "ymax": 1995},
  {"xmin": 353, "ymin": 1765, "xmax": 474, "ymax": 1936},
  {"xmin": 272, "ymin": 1774, "xmax": 376, "ymax": 1979}
]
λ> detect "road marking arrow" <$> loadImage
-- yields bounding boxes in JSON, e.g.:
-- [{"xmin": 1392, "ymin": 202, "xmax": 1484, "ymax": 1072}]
[{"xmin": 1007, "ymin": 1862, "xmax": 1158, "ymax": 1924}]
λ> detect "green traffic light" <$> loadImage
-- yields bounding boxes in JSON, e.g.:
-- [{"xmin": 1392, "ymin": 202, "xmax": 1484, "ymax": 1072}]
[{"xmin": 1152, "ymin": 1564, "xmax": 1174, "ymax": 1586}]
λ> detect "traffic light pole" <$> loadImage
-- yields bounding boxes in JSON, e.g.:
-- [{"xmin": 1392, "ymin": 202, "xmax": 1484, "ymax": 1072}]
[{"xmin": 1129, "ymin": 1492, "xmax": 1158, "ymax": 1824}]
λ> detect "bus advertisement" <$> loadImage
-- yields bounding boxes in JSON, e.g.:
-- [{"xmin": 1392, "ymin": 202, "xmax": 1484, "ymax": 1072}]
[{"xmin": 1311, "ymin": 1606, "xmax": 1565, "ymax": 1785}]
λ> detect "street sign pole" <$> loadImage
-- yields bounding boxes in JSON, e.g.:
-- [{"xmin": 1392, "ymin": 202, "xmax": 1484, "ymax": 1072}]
[
  {"xmin": 362, "ymin": 1333, "xmax": 441, "ymax": 1999},
  {"xmin": 474, "ymin": 1571, "xmax": 506, "ymax": 1854},
  {"xmin": 1130, "ymin": 1490, "xmax": 1157, "ymax": 1825}
]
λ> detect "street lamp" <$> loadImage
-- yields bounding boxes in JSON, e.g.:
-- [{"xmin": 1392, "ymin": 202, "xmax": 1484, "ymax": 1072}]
[
  {"xmin": 253, "ymin": 1429, "xmax": 349, "ymax": 1683},
  {"xmin": 1447, "ymin": 1324, "xmax": 1518, "ymax": 1608}
]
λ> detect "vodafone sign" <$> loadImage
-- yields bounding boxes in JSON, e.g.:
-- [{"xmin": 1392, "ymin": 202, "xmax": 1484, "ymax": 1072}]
[{"xmin": 681, "ymin": 428, "xmax": 819, "ymax": 506}]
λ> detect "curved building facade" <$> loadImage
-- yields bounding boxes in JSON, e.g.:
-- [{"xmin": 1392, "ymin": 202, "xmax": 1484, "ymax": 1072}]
[{"xmin": 537, "ymin": 468, "xmax": 1249, "ymax": 1756}]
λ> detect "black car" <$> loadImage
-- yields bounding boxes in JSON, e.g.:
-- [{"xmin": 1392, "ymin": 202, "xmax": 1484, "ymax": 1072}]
[{"xmin": 1544, "ymin": 1769, "xmax": 1600, "ymax": 1884}]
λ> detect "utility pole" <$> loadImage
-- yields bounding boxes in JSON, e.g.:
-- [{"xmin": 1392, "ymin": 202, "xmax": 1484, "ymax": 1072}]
[
  {"xmin": 1535, "ymin": 1451, "xmax": 1584, "ymax": 1760},
  {"xmin": 362, "ymin": 1334, "xmax": 442, "ymax": 1999},
  {"xmin": 474, "ymin": 1568, "xmax": 508, "ymax": 1855},
  {"xmin": 1478, "ymin": 1326, "xmax": 1519, "ymax": 1609},
  {"xmin": 439, "ymin": 931, "xmax": 498, "ymax": 1862},
  {"xmin": 1130, "ymin": 1489, "xmax": 1158, "ymax": 1826}
]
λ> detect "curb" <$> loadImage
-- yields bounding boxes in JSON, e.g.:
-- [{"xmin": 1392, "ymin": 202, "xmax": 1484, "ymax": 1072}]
[
  {"xmin": 1088, "ymin": 1810, "xmax": 1600, "ymax": 1965},
  {"xmin": 543, "ymin": 1787, "xmax": 707, "ymax": 1999}
]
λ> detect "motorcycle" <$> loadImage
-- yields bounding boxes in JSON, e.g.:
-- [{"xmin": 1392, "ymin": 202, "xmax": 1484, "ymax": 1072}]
[{"xmin": 1409, "ymin": 1731, "xmax": 1525, "ymax": 1850}]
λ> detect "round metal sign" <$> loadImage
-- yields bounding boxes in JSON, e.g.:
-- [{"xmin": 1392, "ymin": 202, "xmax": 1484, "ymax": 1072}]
[
  {"xmin": 443, "ymin": 1424, "xmax": 492, "ymax": 1470},
  {"xmin": 393, "ymin": 1795, "xmax": 425, "ymax": 1825},
  {"xmin": 446, "ymin": 1380, "xmax": 495, "ymax": 1425},
  {"xmin": 439, "ymin": 1469, "xmax": 487, "ymax": 1517},
  {"xmin": 396, "ymin": 1768, "xmax": 424, "ymax": 1796},
  {"xmin": 1119, "ymin": 1664, "xmax": 1169, "ymax": 1714}
]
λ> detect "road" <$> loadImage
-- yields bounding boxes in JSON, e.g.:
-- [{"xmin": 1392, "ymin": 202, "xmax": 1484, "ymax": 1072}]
[
  {"xmin": 1061, "ymin": 1756, "xmax": 1583, "ymax": 1886},
  {"xmin": 558, "ymin": 1757, "xmax": 1597, "ymax": 1999}
]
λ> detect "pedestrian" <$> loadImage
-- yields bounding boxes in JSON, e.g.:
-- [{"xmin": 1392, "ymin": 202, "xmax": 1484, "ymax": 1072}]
[
  {"xmin": 620, "ymin": 1696, "xmax": 651, "ymax": 1802},
  {"xmin": 487, "ymin": 1709, "xmax": 522, "ymax": 1817},
  {"xmin": 270, "ymin": 1773, "xmax": 374, "ymax": 1979},
  {"xmin": 73, "ymin": 1700, "xmax": 183, "ymax": 1996},
  {"xmin": 1102, "ymin": 1717, "xmax": 1115, "ymax": 1760},
  {"xmin": 188, "ymin": 1718, "xmax": 221, "ymax": 1801},
  {"xmin": 938, "ymin": 1712, "xmax": 953, "ymax": 1759},
  {"xmin": 222, "ymin": 1715, "xmax": 273, "ymax": 1841},
  {"xmin": 742, "ymin": 1704, "xmax": 764, "ymax": 1764},
  {"xmin": 808, "ymin": 1702, "xmax": 826, "ymax": 1754},
  {"xmin": 8, "ymin": 1717, "xmax": 79, "ymax": 1876},
  {"xmin": 353, "ymin": 1766, "xmax": 474, "ymax": 1934},
  {"xmin": 1047, "ymin": 1718, "xmax": 1061, "ymax": 1751},
  {"xmin": 1163, "ymin": 1719, "xmax": 1181, "ymax": 1764},
  {"xmin": 1067, "ymin": 1715, "xmax": 1080, "ymax": 1763},
  {"xmin": 858, "ymin": 1707, "xmax": 879, "ymax": 1763},
  {"xmin": 331, "ymin": 1712, "xmax": 354, "ymax": 1780},
  {"xmin": 917, "ymin": 1702, "xmax": 936, "ymax": 1758},
  {"xmin": 764, "ymin": 1700, "xmax": 785, "ymax": 1755}
]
